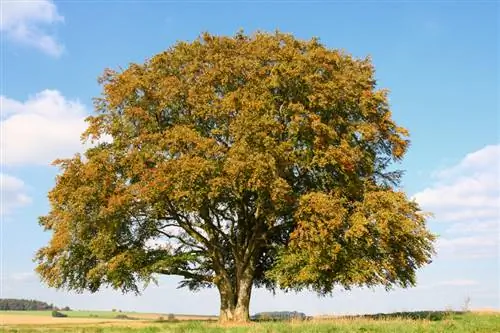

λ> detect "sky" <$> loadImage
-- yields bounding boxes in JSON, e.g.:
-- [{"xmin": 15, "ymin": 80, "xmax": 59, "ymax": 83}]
[{"xmin": 0, "ymin": 0, "xmax": 498, "ymax": 316}]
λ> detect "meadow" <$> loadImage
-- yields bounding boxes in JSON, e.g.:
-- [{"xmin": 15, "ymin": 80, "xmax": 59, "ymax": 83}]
[{"xmin": 1, "ymin": 310, "xmax": 499, "ymax": 333}]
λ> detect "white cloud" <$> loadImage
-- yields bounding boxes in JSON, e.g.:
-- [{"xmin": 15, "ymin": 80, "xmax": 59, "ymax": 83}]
[
  {"xmin": 446, "ymin": 220, "xmax": 498, "ymax": 234},
  {"xmin": 437, "ymin": 235, "xmax": 498, "ymax": 259},
  {"xmin": 0, "ymin": 173, "xmax": 31, "ymax": 215},
  {"xmin": 439, "ymin": 145, "xmax": 500, "ymax": 177},
  {"xmin": 0, "ymin": 90, "xmax": 89, "ymax": 166},
  {"xmin": 1, "ymin": 0, "xmax": 64, "ymax": 57},
  {"xmin": 413, "ymin": 144, "xmax": 500, "ymax": 259}
]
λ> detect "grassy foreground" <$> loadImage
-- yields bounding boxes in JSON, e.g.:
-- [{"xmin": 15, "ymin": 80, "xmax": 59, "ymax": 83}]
[{"xmin": 1, "ymin": 311, "xmax": 499, "ymax": 332}]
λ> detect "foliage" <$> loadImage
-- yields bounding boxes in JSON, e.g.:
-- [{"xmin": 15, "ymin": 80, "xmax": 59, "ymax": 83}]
[
  {"xmin": 155, "ymin": 313, "xmax": 179, "ymax": 323},
  {"xmin": 251, "ymin": 311, "xmax": 307, "ymax": 321},
  {"xmin": 51, "ymin": 310, "xmax": 67, "ymax": 318},
  {"xmin": 115, "ymin": 314, "xmax": 138, "ymax": 320},
  {"xmin": 0, "ymin": 299, "xmax": 70, "ymax": 311},
  {"xmin": 35, "ymin": 31, "xmax": 435, "ymax": 322}
]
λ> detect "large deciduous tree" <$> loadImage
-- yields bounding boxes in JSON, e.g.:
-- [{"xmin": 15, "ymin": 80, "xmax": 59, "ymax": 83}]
[{"xmin": 36, "ymin": 32, "xmax": 435, "ymax": 323}]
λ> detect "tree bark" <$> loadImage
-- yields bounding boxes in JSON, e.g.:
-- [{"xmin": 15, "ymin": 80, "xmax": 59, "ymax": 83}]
[
  {"xmin": 217, "ymin": 272, "xmax": 254, "ymax": 323},
  {"xmin": 218, "ymin": 283, "xmax": 236, "ymax": 323},
  {"xmin": 234, "ymin": 273, "xmax": 252, "ymax": 322}
]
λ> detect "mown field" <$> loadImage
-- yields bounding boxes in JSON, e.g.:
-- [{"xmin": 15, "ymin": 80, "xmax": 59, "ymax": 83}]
[
  {"xmin": 1, "ymin": 311, "xmax": 499, "ymax": 332},
  {"xmin": 0, "ymin": 310, "xmax": 216, "ymax": 321}
]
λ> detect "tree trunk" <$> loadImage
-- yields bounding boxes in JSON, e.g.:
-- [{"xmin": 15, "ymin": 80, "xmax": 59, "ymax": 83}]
[
  {"xmin": 218, "ymin": 273, "xmax": 253, "ymax": 323},
  {"xmin": 218, "ymin": 283, "xmax": 236, "ymax": 323},
  {"xmin": 234, "ymin": 271, "xmax": 252, "ymax": 322}
]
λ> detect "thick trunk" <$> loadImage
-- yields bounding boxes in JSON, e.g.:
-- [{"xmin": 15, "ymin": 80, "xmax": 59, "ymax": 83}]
[
  {"xmin": 218, "ymin": 273, "xmax": 253, "ymax": 323},
  {"xmin": 234, "ymin": 272, "xmax": 252, "ymax": 322},
  {"xmin": 219, "ymin": 307, "xmax": 236, "ymax": 323},
  {"xmin": 218, "ymin": 284, "xmax": 236, "ymax": 322}
]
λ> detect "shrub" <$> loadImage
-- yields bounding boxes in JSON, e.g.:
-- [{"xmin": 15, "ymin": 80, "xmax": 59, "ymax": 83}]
[
  {"xmin": 51, "ymin": 310, "xmax": 67, "ymax": 318},
  {"xmin": 251, "ymin": 311, "xmax": 307, "ymax": 321},
  {"xmin": 115, "ymin": 314, "xmax": 130, "ymax": 319},
  {"xmin": 115, "ymin": 314, "xmax": 138, "ymax": 320}
]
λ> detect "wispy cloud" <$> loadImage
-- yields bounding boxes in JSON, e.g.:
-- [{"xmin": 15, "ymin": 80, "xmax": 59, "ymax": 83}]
[
  {"xmin": 1, "ymin": 0, "xmax": 64, "ymax": 57},
  {"xmin": 436, "ymin": 235, "xmax": 498, "ymax": 259},
  {"xmin": 0, "ymin": 173, "xmax": 31, "ymax": 216},
  {"xmin": 414, "ymin": 144, "xmax": 500, "ymax": 259},
  {"xmin": 445, "ymin": 221, "xmax": 498, "ymax": 234}
]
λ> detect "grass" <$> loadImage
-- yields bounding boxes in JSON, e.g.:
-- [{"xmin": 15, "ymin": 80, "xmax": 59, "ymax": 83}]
[{"xmin": 1, "ymin": 311, "xmax": 499, "ymax": 332}]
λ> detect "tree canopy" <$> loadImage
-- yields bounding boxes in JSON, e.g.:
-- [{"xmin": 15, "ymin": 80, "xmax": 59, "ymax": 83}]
[{"xmin": 36, "ymin": 31, "xmax": 435, "ymax": 323}]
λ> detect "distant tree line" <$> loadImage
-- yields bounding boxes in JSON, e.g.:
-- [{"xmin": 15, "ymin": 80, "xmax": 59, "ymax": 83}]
[
  {"xmin": 251, "ymin": 311, "xmax": 308, "ymax": 321},
  {"xmin": 0, "ymin": 299, "xmax": 71, "ymax": 311}
]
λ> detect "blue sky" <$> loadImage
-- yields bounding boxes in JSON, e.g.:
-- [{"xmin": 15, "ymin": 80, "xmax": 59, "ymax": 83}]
[{"xmin": 1, "ymin": 0, "xmax": 498, "ymax": 315}]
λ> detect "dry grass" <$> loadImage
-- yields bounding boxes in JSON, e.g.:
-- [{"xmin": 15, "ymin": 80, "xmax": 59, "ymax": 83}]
[
  {"xmin": 0, "ymin": 312, "xmax": 218, "ymax": 329},
  {"xmin": 0, "ymin": 311, "xmax": 217, "ymax": 326},
  {"xmin": 472, "ymin": 308, "xmax": 500, "ymax": 314}
]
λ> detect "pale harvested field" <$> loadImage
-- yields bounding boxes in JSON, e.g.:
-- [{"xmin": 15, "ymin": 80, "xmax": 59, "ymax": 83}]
[
  {"xmin": 473, "ymin": 308, "xmax": 500, "ymax": 314},
  {"xmin": 0, "ymin": 314, "xmax": 144, "ymax": 325},
  {"xmin": 131, "ymin": 313, "xmax": 217, "ymax": 321},
  {"xmin": 0, "ymin": 313, "xmax": 217, "ymax": 326}
]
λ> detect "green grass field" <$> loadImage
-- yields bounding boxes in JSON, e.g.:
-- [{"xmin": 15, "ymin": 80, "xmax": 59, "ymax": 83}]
[{"xmin": 1, "ymin": 311, "xmax": 499, "ymax": 333}]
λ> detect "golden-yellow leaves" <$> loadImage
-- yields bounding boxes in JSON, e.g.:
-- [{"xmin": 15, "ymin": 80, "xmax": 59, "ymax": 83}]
[{"xmin": 36, "ymin": 31, "xmax": 434, "ymax": 297}]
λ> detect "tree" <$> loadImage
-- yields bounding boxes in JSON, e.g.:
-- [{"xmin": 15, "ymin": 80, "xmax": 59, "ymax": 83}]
[
  {"xmin": 36, "ymin": 31, "xmax": 435, "ymax": 323},
  {"xmin": 0, "ymin": 299, "xmax": 65, "ymax": 311}
]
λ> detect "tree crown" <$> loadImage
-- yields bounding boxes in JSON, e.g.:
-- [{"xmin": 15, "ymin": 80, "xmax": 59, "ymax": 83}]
[{"xmin": 36, "ymin": 31, "xmax": 435, "ymax": 298}]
